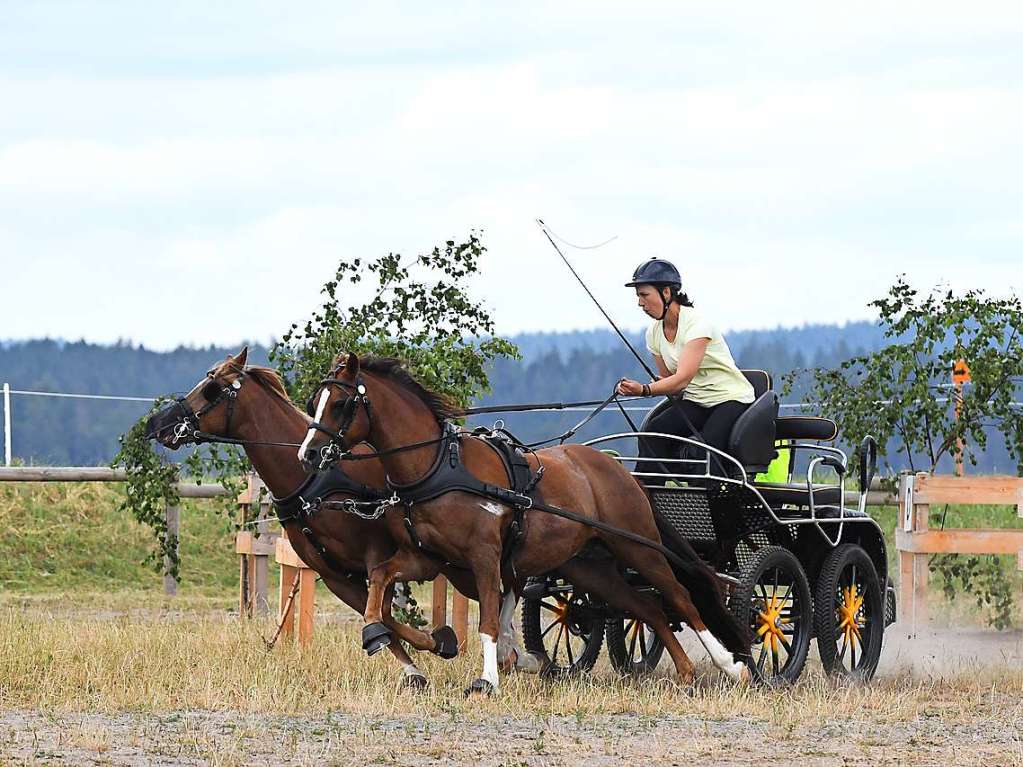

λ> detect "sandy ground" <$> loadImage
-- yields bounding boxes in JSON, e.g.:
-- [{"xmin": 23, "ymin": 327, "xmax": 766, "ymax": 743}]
[{"xmin": 2, "ymin": 624, "xmax": 1021, "ymax": 767}]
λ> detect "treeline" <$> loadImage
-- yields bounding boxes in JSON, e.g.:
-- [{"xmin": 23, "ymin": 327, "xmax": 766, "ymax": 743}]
[{"xmin": 1, "ymin": 324, "xmax": 1016, "ymax": 472}]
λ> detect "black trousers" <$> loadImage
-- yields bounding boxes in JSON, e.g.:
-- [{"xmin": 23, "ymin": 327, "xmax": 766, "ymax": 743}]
[{"xmin": 636, "ymin": 399, "xmax": 750, "ymax": 482}]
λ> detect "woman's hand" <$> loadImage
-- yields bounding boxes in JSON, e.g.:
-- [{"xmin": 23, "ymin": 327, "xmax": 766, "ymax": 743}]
[{"xmin": 617, "ymin": 378, "xmax": 648, "ymax": 396}]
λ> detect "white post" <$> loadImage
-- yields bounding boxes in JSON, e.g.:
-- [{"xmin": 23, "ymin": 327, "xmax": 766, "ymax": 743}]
[{"xmin": 3, "ymin": 383, "xmax": 11, "ymax": 467}]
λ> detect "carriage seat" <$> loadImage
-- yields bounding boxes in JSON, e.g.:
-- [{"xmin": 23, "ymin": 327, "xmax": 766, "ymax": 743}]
[
  {"xmin": 775, "ymin": 416, "xmax": 838, "ymax": 441},
  {"xmin": 726, "ymin": 390, "xmax": 778, "ymax": 474}
]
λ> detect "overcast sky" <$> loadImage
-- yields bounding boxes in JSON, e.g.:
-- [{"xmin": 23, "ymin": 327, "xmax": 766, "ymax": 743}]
[{"xmin": 1, "ymin": 2, "xmax": 1021, "ymax": 350}]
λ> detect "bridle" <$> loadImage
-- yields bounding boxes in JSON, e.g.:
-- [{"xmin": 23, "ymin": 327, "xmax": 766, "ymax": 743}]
[
  {"xmin": 304, "ymin": 368, "xmax": 372, "ymax": 470},
  {"xmin": 158, "ymin": 369, "xmax": 246, "ymax": 446}
]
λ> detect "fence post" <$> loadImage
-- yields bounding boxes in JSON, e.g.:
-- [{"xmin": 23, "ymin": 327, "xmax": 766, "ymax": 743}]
[
  {"xmin": 163, "ymin": 500, "xmax": 180, "ymax": 596},
  {"xmin": 3, "ymin": 383, "xmax": 11, "ymax": 467}
]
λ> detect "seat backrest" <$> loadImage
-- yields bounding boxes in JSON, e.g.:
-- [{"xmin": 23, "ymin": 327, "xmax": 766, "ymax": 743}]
[
  {"xmin": 741, "ymin": 369, "xmax": 771, "ymax": 398},
  {"xmin": 727, "ymin": 391, "xmax": 779, "ymax": 472}
]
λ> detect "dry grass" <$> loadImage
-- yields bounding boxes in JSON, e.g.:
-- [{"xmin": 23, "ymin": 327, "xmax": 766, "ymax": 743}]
[{"xmin": 0, "ymin": 606, "xmax": 1019, "ymax": 720}]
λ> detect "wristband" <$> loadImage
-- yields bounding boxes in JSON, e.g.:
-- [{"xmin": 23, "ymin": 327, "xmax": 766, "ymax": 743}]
[{"xmin": 642, "ymin": 383, "xmax": 651, "ymax": 396}]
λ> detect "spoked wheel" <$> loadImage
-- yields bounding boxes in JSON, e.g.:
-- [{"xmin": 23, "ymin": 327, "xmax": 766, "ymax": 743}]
[
  {"xmin": 605, "ymin": 617, "xmax": 666, "ymax": 674},
  {"xmin": 814, "ymin": 544, "xmax": 884, "ymax": 681},
  {"xmin": 730, "ymin": 545, "xmax": 812, "ymax": 685},
  {"xmin": 520, "ymin": 578, "xmax": 604, "ymax": 676}
]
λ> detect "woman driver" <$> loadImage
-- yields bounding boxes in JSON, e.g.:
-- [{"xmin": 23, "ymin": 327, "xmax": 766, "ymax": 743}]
[{"xmin": 617, "ymin": 258, "xmax": 754, "ymax": 479}]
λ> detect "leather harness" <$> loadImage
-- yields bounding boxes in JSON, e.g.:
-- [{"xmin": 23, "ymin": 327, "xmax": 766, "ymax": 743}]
[{"xmin": 387, "ymin": 422, "xmax": 543, "ymax": 580}]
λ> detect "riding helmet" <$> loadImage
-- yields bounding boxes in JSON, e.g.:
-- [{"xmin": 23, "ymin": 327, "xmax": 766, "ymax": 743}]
[{"xmin": 625, "ymin": 258, "xmax": 681, "ymax": 289}]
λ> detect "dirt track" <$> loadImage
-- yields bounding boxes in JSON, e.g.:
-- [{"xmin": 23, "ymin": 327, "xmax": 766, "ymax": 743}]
[{"xmin": 1, "ymin": 703, "xmax": 1020, "ymax": 767}]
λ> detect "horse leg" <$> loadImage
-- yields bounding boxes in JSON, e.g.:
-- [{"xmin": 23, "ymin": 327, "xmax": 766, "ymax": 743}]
[
  {"xmin": 599, "ymin": 539, "xmax": 748, "ymax": 682},
  {"xmin": 463, "ymin": 549, "xmax": 504, "ymax": 696},
  {"xmin": 557, "ymin": 558, "xmax": 696, "ymax": 683},
  {"xmin": 496, "ymin": 589, "xmax": 543, "ymax": 674},
  {"xmin": 317, "ymin": 571, "xmax": 428, "ymax": 690},
  {"xmin": 364, "ymin": 550, "xmax": 447, "ymax": 657}
]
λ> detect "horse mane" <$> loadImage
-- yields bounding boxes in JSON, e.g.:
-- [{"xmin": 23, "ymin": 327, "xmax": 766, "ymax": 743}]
[
  {"xmin": 213, "ymin": 360, "xmax": 301, "ymax": 413},
  {"xmin": 244, "ymin": 366, "xmax": 294, "ymax": 404},
  {"xmin": 358, "ymin": 354, "xmax": 462, "ymax": 422}
]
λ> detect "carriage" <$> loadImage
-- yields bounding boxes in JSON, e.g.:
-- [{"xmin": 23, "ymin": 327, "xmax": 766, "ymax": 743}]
[{"xmin": 520, "ymin": 370, "xmax": 896, "ymax": 684}]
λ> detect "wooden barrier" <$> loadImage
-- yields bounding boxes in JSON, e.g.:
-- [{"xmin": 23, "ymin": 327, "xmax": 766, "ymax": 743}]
[
  {"xmin": 896, "ymin": 473, "xmax": 1023, "ymax": 631},
  {"xmin": 275, "ymin": 532, "xmax": 317, "ymax": 646},
  {"xmin": 235, "ymin": 474, "xmax": 276, "ymax": 616}
]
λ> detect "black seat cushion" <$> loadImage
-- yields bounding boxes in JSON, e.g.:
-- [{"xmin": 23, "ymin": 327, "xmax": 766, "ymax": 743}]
[{"xmin": 774, "ymin": 416, "xmax": 838, "ymax": 441}]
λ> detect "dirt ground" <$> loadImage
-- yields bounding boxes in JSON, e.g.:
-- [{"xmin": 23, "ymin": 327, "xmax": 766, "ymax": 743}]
[{"xmin": 2, "ymin": 624, "xmax": 1021, "ymax": 767}]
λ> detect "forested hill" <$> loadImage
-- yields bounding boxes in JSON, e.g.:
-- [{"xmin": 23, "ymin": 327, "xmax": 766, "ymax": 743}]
[{"xmin": 3, "ymin": 321, "xmax": 1011, "ymax": 472}]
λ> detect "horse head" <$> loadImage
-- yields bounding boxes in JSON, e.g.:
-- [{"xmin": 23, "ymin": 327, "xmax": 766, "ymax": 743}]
[
  {"xmin": 145, "ymin": 346, "xmax": 250, "ymax": 449},
  {"xmin": 298, "ymin": 351, "xmax": 371, "ymax": 470}
]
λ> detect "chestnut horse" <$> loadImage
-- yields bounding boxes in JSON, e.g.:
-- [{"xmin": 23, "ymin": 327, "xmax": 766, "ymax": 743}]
[
  {"xmin": 144, "ymin": 348, "xmax": 539, "ymax": 688},
  {"xmin": 300, "ymin": 352, "xmax": 751, "ymax": 695}
]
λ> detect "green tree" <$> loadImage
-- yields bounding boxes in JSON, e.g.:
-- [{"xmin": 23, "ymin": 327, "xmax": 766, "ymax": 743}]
[
  {"xmin": 788, "ymin": 277, "xmax": 1023, "ymax": 628},
  {"xmin": 790, "ymin": 277, "xmax": 1023, "ymax": 474},
  {"xmin": 270, "ymin": 233, "xmax": 518, "ymax": 407}
]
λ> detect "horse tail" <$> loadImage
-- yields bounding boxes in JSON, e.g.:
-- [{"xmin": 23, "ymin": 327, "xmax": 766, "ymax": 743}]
[{"xmin": 653, "ymin": 512, "xmax": 752, "ymax": 656}]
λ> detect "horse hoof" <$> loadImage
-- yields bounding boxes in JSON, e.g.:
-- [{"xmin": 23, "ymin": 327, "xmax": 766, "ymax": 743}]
[
  {"xmin": 464, "ymin": 678, "xmax": 495, "ymax": 698},
  {"xmin": 400, "ymin": 672, "xmax": 428, "ymax": 691},
  {"xmin": 362, "ymin": 622, "xmax": 392, "ymax": 656},
  {"xmin": 431, "ymin": 625, "xmax": 459, "ymax": 659}
]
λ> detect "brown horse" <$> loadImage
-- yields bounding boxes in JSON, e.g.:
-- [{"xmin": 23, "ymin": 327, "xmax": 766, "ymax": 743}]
[
  {"xmin": 300, "ymin": 352, "xmax": 751, "ymax": 695},
  {"xmin": 144, "ymin": 347, "xmax": 540, "ymax": 687}
]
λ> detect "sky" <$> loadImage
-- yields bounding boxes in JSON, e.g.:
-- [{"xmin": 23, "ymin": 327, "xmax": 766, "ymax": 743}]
[{"xmin": 1, "ymin": 2, "xmax": 1021, "ymax": 350}]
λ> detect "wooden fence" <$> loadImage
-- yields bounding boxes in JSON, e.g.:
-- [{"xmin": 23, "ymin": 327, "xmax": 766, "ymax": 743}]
[{"xmin": 896, "ymin": 473, "xmax": 1023, "ymax": 630}]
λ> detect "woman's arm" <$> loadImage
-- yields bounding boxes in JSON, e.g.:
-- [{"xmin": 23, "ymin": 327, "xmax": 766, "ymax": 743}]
[
  {"xmin": 648, "ymin": 338, "xmax": 709, "ymax": 396},
  {"xmin": 616, "ymin": 340, "xmax": 709, "ymax": 397}
]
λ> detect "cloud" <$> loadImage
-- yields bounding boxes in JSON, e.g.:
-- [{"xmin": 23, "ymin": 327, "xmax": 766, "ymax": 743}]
[{"xmin": 1, "ymin": 4, "xmax": 1022, "ymax": 350}]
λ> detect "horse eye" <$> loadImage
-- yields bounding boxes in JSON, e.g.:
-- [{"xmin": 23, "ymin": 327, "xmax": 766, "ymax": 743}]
[
  {"xmin": 305, "ymin": 397, "xmax": 316, "ymax": 417},
  {"xmin": 201, "ymin": 381, "xmax": 223, "ymax": 402}
]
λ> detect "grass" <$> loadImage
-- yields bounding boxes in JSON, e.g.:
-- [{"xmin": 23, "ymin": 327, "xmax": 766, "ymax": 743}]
[
  {"xmin": 0, "ymin": 606, "xmax": 1019, "ymax": 718},
  {"xmin": 0, "ymin": 482, "xmax": 237, "ymax": 597}
]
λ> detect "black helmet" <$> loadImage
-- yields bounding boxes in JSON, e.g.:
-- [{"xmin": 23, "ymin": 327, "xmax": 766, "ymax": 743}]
[{"xmin": 625, "ymin": 258, "xmax": 681, "ymax": 289}]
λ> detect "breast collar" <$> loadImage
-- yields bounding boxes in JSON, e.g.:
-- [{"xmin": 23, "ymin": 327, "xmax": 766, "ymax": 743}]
[{"xmin": 272, "ymin": 464, "xmax": 387, "ymax": 522}]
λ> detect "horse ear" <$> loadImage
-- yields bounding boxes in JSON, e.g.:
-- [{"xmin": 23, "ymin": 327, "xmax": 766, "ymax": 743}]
[
  {"xmin": 346, "ymin": 351, "xmax": 360, "ymax": 375},
  {"xmin": 233, "ymin": 346, "xmax": 249, "ymax": 367}
]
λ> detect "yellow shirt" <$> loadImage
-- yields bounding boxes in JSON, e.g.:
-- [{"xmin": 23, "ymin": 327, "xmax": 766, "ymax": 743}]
[{"xmin": 645, "ymin": 308, "xmax": 754, "ymax": 407}]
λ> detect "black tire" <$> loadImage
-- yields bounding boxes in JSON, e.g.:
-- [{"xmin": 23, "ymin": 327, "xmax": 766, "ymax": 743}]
[
  {"xmin": 520, "ymin": 578, "xmax": 604, "ymax": 676},
  {"xmin": 605, "ymin": 617, "xmax": 666, "ymax": 675},
  {"xmin": 814, "ymin": 544, "xmax": 885, "ymax": 681},
  {"xmin": 730, "ymin": 545, "xmax": 813, "ymax": 685}
]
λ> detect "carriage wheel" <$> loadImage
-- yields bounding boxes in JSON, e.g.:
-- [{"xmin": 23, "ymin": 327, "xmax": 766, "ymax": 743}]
[
  {"xmin": 730, "ymin": 545, "xmax": 812, "ymax": 685},
  {"xmin": 605, "ymin": 617, "xmax": 666, "ymax": 674},
  {"xmin": 520, "ymin": 578, "xmax": 604, "ymax": 676},
  {"xmin": 814, "ymin": 544, "xmax": 884, "ymax": 681}
]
